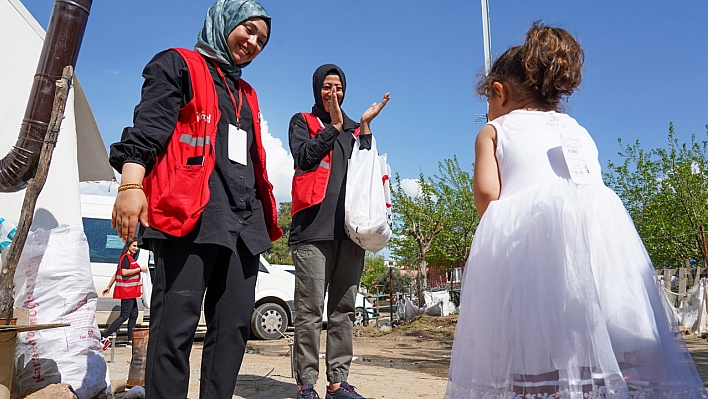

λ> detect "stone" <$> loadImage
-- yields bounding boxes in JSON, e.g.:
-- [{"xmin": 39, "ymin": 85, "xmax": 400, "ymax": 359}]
[{"xmin": 23, "ymin": 384, "xmax": 77, "ymax": 399}]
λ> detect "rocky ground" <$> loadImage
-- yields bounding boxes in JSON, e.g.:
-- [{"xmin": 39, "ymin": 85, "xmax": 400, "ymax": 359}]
[{"xmin": 106, "ymin": 316, "xmax": 708, "ymax": 398}]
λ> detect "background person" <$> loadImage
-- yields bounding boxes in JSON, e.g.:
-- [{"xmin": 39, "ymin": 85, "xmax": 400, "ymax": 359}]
[
  {"xmin": 101, "ymin": 239, "xmax": 146, "ymax": 350},
  {"xmin": 289, "ymin": 63, "xmax": 389, "ymax": 399},
  {"xmin": 108, "ymin": 0, "xmax": 281, "ymax": 397},
  {"xmin": 446, "ymin": 22, "xmax": 708, "ymax": 397}
]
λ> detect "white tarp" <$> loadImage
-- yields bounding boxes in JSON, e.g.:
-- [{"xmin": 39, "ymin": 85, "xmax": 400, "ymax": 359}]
[
  {"xmin": 424, "ymin": 290, "xmax": 454, "ymax": 316},
  {"xmin": 671, "ymin": 278, "xmax": 708, "ymax": 335},
  {"xmin": 0, "ymin": 0, "xmax": 113, "ymax": 228}
]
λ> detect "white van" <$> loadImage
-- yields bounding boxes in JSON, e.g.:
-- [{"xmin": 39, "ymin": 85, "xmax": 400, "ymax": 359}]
[
  {"xmin": 80, "ymin": 194, "xmax": 149, "ymax": 333},
  {"xmin": 269, "ymin": 264, "xmax": 378, "ymax": 326},
  {"xmin": 80, "ymin": 194, "xmax": 296, "ymax": 340}
]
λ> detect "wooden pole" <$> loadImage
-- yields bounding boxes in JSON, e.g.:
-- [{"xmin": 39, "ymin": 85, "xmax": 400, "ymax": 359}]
[
  {"xmin": 0, "ymin": 66, "xmax": 73, "ymax": 321},
  {"xmin": 679, "ymin": 267, "xmax": 687, "ymax": 308},
  {"xmin": 701, "ymin": 225, "xmax": 708, "ymax": 269},
  {"xmin": 696, "ymin": 266, "xmax": 703, "ymax": 288},
  {"xmin": 389, "ymin": 266, "xmax": 394, "ymax": 323},
  {"xmin": 663, "ymin": 269, "xmax": 672, "ymax": 293}
]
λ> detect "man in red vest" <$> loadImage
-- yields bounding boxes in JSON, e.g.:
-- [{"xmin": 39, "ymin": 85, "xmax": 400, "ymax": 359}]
[
  {"xmin": 109, "ymin": 1, "xmax": 281, "ymax": 398},
  {"xmin": 288, "ymin": 64, "xmax": 389, "ymax": 399}
]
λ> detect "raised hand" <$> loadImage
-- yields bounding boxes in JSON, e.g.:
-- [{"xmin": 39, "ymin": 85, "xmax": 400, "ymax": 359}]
[
  {"xmin": 360, "ymin": 92, "xmax": 390, "ymax": 135},
  {"xmin": 329, "ymin": 86, "xmax": 344, "ymax": 131}
]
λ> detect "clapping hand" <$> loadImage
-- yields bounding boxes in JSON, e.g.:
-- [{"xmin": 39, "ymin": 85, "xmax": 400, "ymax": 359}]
[
  {"xmin": 360, "ymin": 92, "xmax": 390, "ymax": 135},
  {"xmin": 329, "ymin": 86, "xmax": 344, "ymax": 131}
]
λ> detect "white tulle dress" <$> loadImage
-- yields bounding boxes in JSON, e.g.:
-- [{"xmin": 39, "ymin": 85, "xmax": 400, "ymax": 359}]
[{"xmin": 445, "ymin": 110, "xmax": 708, "ymax": 399}]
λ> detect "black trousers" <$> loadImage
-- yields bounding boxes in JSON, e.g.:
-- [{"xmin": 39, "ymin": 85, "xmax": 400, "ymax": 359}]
[
  {"xmin": 144, "ymin": 238, "xmax": 259, "ymax": 399},
  {"xmin": 103, "ymin": 298, "xmax": 138, "ymax": 341}
]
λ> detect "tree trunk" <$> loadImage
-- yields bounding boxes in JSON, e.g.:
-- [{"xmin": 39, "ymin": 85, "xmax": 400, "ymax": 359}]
[{"xmin": 416, "ymin": 257, "xmax": 428, "ymax": 307}]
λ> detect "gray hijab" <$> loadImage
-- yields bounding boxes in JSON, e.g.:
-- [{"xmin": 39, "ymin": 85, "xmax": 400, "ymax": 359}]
[{"xmin": 195, "ymin": 0, "xmax": 271, "ymax": 79}]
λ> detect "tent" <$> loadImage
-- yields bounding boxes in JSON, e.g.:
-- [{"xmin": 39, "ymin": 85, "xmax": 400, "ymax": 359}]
[{"xmin": 0, "ymin": 0, "xmax": 113, "ymax": 228}]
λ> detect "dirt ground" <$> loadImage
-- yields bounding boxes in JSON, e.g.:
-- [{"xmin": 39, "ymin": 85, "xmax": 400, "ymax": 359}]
[{"xmin": 107, "ymin": 316, "xmax": 708, "ymax": 398}]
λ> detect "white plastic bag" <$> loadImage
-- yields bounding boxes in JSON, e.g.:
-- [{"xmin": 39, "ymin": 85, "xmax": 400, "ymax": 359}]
[
  {"xmin": 13, "ymin": 226, "xmax": 106, "ymax": 399},
  {"xmin": 345, "ymin": 135, "xmax": 392, "ymax": 253},
  {"xmin": 141, "ymin": 270, "xmax": 152, "ymax": 309},
  {"xmin": 379, "ymin": 153, "xmax": 393, "ymax": 230}
]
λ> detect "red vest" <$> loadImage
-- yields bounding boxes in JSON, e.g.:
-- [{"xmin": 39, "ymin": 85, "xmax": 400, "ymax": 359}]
[
  {"xmin": 291, "ymin": 113, "xmax": 359, "ymax": 215},
  {"xmin": 143, "ymin": 48, "xmax": 282, "ymax": 241},
  {"xmin": 114, "ymin": 253, "xmax": 141, "ymax": 299}
]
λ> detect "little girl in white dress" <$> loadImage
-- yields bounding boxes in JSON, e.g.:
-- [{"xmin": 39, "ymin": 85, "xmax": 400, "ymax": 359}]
[{"xmin": 445, "ymin": 22, "xmax": 707, "ymax": 399}]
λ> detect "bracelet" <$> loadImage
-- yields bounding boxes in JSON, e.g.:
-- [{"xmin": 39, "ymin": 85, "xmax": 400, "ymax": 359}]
[{"xmin": 118, "ymin": 183, "xmax": 144, "ymax": 192}]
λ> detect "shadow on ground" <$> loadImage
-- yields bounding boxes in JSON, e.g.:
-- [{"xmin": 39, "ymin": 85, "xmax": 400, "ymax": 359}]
[
  {"xmin": 690, "ymin": 343, "xmax": 708, "ymax": 387},
  {"xmin": 235, "ymin": 375, "xmax": 298, "ymax": 398}
]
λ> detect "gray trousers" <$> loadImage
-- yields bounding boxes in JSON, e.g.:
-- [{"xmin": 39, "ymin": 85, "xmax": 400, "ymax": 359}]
[{"xmin": 292, "ymin": 240, "xmax": 365, "ymax": 385}]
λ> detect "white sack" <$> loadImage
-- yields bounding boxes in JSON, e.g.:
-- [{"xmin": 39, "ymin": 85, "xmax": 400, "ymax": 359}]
[
  {"xmin": 13, "ymin": 226, "xmax": 106, "ymax": 399},
  {"xmin": 345, "ymin": 136, "xmax": 392, "ymax": 253}
]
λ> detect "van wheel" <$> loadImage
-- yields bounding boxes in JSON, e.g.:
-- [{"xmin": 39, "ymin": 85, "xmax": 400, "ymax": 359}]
[
  {"xmin": 251, "ymin": 303, "xmax": 288, "ymax": 340},
  {"xmin": 354, "ymin": 307, "xmax": 368, "ymax": 327}
]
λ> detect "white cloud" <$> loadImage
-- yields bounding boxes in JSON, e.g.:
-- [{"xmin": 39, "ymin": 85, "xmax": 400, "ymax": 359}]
[
  {"xmin": 85, "ymin": 118, "xmax": 295, "ymax": 204},
  {"xmin": 399, "ymin": 178, "xmax": 422, "ymax": 197},
  {"xmin": 260, "ymin": 118, "xmax": 294, "ymax": 204}
]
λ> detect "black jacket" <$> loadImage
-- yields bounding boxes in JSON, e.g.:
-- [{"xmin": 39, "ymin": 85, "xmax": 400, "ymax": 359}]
[
  {"xmin": 109, "ymin": 49, "xmax": 271, "ymax": 256},
  {"xmin": 288, "ymin": 113, "xmax": 371, "ymax": 244}
]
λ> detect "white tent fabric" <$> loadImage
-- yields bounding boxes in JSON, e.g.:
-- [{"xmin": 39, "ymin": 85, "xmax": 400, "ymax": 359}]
[{"xmin": 0, "ymin": 0, "xmax": 113, "ymax": 228}]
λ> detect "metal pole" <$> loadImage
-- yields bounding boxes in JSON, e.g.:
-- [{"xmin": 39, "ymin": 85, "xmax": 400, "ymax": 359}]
[
  {"xmin": 480, "ymin": 0, "xmax": 493, "ymax": 76},
  {"xmin": 109, "ymin": 332, "xmax": 116, "ymax": 363},
  {"xmin": 0, "ymin": 0, "xmax": 93, "ymax": 192}
]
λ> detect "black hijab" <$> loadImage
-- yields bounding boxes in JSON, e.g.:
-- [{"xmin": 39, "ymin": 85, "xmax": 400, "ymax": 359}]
[{"xmin": 311, "ymin": 64, "xmax": 359, "ymax": 131}]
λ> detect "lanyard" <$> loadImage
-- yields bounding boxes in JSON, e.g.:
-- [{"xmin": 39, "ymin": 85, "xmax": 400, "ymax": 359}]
[{"xmin": 213, "ymin": 63, "xmax": 244, "ymax": 127}]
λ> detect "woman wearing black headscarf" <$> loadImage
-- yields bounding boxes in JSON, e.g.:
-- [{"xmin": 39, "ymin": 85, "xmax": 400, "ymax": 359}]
[{"xmin": 289, "ymin": 64, "xmax": 389, "ymax": 399}]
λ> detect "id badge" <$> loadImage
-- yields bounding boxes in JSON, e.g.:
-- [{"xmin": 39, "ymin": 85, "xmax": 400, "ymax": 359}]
[
  {"xmin": 560, "ymin": 130, "xmax": 594, "ymax": 185},
  {"xmin": 228, "ymin": 124, "xmax": 247, "ymax": 165}
]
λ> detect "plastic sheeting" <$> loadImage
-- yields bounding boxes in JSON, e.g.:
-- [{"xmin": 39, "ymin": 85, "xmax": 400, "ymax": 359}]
[
  {"xmin": 424, "ymin": 290, "xmax": 455, "ymax": 316},
  {"xmin": 670, "ymin": 277, "xmax": 708, "ymax": 335},
  {"xmin": 396, "ymin": 296, "xmax": 444, "ymax": 322}
]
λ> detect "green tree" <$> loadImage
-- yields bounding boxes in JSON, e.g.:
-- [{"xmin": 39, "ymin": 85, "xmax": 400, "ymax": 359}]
[
  {"xmin": 605, "ymin": 123, "xmax": 708, "ymax": 266},
  {"xmin": 263, "ymin": 202, "xmax": 293, "ymax": 265},
  {"xmin": 428, "ymin": 156, "xmax": 479, "ymax": 273},
  {"xmin": 361, "ymin": 253, "xmax": 387, "ymax": 292},
  {"xmin": 389, "ymin": 171, "xmax": 446, "ymax": 305},
  {"xmin": 374, "ymin": 267, "xmax": 413, "ymax": 294}
]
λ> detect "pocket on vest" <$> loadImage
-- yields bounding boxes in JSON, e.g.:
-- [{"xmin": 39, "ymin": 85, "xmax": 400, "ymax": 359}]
[{"xmin": 155, "ymin": 164, "xmax": 208, "ymax": 222}]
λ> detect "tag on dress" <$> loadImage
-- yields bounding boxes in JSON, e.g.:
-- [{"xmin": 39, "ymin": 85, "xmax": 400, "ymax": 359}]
[
  {"xmin": 560, "ymin": 130, "xmax": 594, "ymax": 185},
  {"xmin": 228, "ymin": 124, "xmax": 247, "ymax": 165}
]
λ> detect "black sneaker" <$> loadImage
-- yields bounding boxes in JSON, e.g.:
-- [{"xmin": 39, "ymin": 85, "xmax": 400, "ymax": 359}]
[
  {"xmin": 297, "ymin": 384, "xmax": 320, "ymax": 399},
  {"xmin": 101, "ymin": 337, "xmax": 112, "ymax": 351},
  {"xmin": 325, "ymin": 382, "xmax": 365, "ymax": 399}
]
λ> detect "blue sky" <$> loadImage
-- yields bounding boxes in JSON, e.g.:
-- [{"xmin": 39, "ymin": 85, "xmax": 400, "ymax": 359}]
[{"xmin": 21, "ymin": 0, "xmax": 708, "ymax": 202}]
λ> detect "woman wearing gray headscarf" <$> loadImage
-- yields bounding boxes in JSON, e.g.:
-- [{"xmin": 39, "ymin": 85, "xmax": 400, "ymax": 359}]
[{"xmin": 109, "ymin": 1, "xmax": 280, "ymax": 397}]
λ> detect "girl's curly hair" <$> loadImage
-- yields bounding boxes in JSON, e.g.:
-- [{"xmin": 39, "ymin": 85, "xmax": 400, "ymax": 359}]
[{"xmin": 476, "ymin": 21, "xmax": 584, "ymax": 111}]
